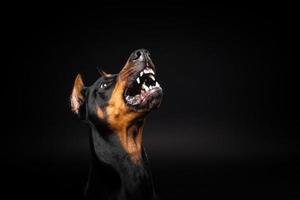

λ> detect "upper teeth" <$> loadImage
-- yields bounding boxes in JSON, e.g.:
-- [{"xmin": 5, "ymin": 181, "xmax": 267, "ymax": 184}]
[
  {"xmin": 139, "ymin": 68, "xmax": 155, "ymax": 78},
  {"xmin": 136, "ymin": 68, "xmax": 156, "ymax": 83},
  {"xmin": 134, "ymin": 67, "xmax": 161, "ymax": 92},
  {"xmin": 143, "ymin": 68, "xmax": 155, "ymax": 75},
  {"xmin": 149, "ymin": 74, "xmax": 155, "ymax": 81}
]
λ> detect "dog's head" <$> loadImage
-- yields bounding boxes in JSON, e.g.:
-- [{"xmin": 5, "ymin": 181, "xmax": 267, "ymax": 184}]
[{"xmin": 71, "ymin": 49, "xmax": 163, "ymax": 137}]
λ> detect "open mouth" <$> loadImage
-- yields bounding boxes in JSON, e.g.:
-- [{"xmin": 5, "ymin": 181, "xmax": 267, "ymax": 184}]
[{"xmin": 124, "ymin": 67, "xmax": 163, "ymax": 110}]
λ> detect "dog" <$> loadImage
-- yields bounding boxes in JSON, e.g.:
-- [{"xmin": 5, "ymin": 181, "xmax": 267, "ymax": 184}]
[{"xmin": 70, "ymin": 49, "xmax": 163, "ymax": 200}]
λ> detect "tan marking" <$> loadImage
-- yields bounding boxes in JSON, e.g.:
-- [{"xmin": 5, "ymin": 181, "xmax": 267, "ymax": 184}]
[
  {"xmin": 71, "ymin": 74, "xmax": 84, "ymax": 114},
  {"xmin": 105, "ymin": 61, "xmax": 145, "ymax": 163},
  {"xmin": 125, "ymin": 123, "xmax": 144, "ymax": 162},
  {"xmin": 97, "ymin": 106, "xmax": 105, "ymax": 120}
]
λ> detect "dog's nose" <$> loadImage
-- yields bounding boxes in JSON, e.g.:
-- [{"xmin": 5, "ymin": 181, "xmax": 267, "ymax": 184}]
[{"xmin": 129, "ymin": 49, "xmax": 150, "ymax": 61}]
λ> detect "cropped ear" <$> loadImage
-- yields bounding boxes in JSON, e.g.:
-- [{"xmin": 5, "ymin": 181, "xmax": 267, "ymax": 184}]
[
  {"xmin": 99, "ymin": 70, "xmax": 109, "ymax": 77},
  {"xmin": 70, "ymin": 74, "xmax": 86, "ymax": 115}
]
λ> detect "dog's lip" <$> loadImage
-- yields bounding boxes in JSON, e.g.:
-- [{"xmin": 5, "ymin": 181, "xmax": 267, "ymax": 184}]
[
  {"xmin": 128, "ymin": 66, "xmax": 155, "ymax": 83},
  {"xmin": 139, "ymin": 86, "xmax": 162, "ymax": 103},
  {"xmin": 124, "ymin": 86, "xmax": 163, "ymax": 111}
]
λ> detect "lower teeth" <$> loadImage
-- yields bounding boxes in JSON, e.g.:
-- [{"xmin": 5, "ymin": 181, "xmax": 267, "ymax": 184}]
[
  {"xmin": 126, "ymin": 95, "xmax": 140, "ymax": 105},
  {"xmin": 126, "ymin": 81, "xmax": 161, "ymax": 105}
]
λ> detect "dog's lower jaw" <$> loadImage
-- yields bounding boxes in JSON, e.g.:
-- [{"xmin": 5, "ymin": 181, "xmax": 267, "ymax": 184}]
[{"xmin": 85, "ymin": 126, "xmax": 156, "ymax": 200}]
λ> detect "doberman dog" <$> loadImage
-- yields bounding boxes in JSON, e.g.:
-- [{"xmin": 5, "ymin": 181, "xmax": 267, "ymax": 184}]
[{"xmin": 70, "ymin": 49, "xmax": 163, "ymax": 200}]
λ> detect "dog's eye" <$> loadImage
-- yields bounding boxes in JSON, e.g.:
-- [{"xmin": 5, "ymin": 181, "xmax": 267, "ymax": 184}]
[{"xmin": 100, "ymin": 83, "xmax": 108, "ymax": 89}]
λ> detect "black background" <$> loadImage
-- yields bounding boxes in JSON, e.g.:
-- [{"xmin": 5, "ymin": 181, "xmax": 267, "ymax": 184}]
[{"xmin": 4, "ymin": 3, "xmax": 299, "ymax": 200}]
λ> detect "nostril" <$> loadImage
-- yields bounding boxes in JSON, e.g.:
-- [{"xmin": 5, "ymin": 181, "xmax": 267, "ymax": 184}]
[
  {"xmin": 130, "ymin": 49, "xmax": 148, "ymax": 61},
  {"xmin": 133, "ymin": 50, "xmax": 142, "ymax": 60}
]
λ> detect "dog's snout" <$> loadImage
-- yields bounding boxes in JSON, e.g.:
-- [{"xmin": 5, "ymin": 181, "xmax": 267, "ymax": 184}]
[{"xmin": 129, "ymin": 49, "xmax": 149, "ymax": 61}]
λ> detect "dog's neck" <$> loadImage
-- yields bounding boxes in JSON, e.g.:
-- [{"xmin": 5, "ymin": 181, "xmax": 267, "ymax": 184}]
[{"xmin": 85, "ymin": 123, "xmax": 155, "ymax": 200}]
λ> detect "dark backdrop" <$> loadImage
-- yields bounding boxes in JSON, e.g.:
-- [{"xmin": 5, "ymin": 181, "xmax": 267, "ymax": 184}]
[{"xmin": 4, "ymin": 3, "xmax": 299, "ymax": 200}]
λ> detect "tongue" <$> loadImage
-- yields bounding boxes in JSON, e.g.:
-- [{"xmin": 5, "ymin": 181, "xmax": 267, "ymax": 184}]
[{"xmin": 140, "ymin": 89, "xmax": 149, "ymax": 102}]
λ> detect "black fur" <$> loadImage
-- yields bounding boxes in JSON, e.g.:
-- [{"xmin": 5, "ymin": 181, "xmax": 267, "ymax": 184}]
[
  {"xmin": 85, "ymin": 127, "xmax": 156, "ymax": 200},
  {"xmin": 72, "ymin": 49, "xmax": 161, "ymax": 200}
]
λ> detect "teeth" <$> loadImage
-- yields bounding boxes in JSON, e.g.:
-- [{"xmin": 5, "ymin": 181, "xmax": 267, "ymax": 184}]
[
  {"xmin": 142, "ymin": 83, "xmax": 149, "ymax": 91},
  {"xmin": 126, "ymin": 95, "xmax": 140, "ymax": 105},
  {"xmin": 136, "ymin": 77, "xmax": 140, "ymax": 84},
  {"xmin": 155, "ymin": 82, "xmax": 160, "ymax": 88},
  {"xmin": 140, "ymin": 72, "xmax": 143, "ymax": 77},
  {"xmin": 149, "ymin": 74, "xmax": 155, "ymax": 81},
  {"xmin": 149, "ymin": 85, "xmax": 153, "ymax": 90},
  {"xmin": 143, "ymin": 68, "xmax": 155, "ymax": 75}
]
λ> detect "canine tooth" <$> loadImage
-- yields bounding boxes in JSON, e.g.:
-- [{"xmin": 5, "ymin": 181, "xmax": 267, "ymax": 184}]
[
  {"xmin": 155, "ymin": 82, "xmax": 160, "ymax": 87},
  {"xmin": 149, "ymin": 74, "xmax": 155, "ymax": 81},
  {"xmin": 136, "ymin": 77, "xmax": 140, "ymax": 84},
  {"xmin": 149, "ymin": 85, "xmax": 152, "ymax": 90},
  {"xmin": 140, "ymin": 72, "xmax": 143, "ymax": 77}
]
